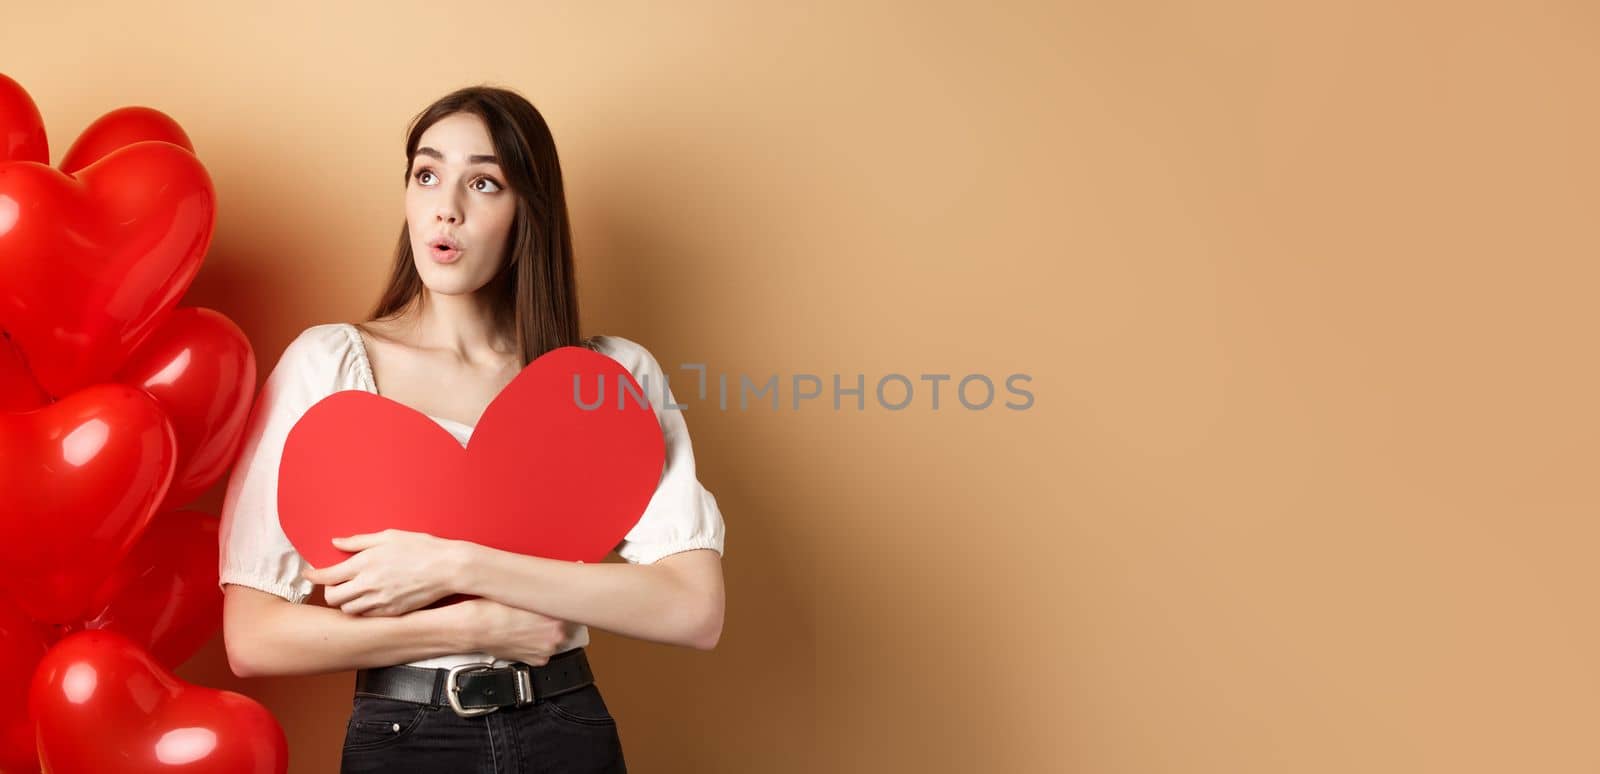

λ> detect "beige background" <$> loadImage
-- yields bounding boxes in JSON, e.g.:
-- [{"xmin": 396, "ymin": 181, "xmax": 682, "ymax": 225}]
[{"xmin": 4, "ymin": 0, "xmax": 1598, "ymax": 771}]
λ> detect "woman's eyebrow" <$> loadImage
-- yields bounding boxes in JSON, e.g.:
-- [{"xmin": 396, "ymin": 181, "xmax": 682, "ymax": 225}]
[{"xmin": 415, "ymin": 146, "xmax": 500, "ymax": 165}]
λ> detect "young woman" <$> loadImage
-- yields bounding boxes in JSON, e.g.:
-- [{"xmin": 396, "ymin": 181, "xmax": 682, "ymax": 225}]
[{"xmin": 217, "ymin": 86, "xmax": 727, "ymax": 774}]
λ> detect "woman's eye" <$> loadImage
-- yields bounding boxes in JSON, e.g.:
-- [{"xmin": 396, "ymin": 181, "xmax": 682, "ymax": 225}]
[{"xmin": 412, "ymin": 168, "xmax": 500, "ymax": 193}]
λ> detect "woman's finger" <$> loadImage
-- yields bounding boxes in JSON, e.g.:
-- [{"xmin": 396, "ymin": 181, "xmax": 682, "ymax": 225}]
[{"xmin": 341, "ymin": 591, "xmax": 381, "ymax": 616}]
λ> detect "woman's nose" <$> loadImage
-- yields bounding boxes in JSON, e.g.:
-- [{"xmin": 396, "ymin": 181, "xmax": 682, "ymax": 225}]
[{"xmin": 435, "ymin": 191, "xmax": 464, "ymax": 224}]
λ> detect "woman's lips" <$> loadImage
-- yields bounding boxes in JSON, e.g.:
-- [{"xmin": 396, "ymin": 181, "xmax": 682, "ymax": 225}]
[{"xmin": 430, "ymin": 244, "xmax": 463, "ymax": 264}]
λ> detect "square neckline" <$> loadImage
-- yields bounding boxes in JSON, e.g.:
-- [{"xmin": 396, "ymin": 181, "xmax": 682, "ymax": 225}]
[{"xmin": 340, "ymin": 322, "xmax": 476, "ymax": 433}]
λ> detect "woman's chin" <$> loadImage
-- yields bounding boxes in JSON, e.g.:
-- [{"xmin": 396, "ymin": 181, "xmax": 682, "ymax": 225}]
[{"xmin": 418, "ymin": 277, "xmax": 487, "ymax": 298}]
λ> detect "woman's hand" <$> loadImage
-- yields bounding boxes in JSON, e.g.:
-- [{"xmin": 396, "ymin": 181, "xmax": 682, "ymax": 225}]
[
  {"xmin": 447, "ymin": 598, "xmax": 574, "ymax": 666},
  {"xmin": 301, "ymin": 529, "xmax": 467, "ymax": 617}
]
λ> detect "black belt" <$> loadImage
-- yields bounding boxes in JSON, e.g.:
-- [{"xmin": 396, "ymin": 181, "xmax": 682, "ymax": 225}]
[{"xmin": 354, "ymin": 647, "xmax": 595, "ymax": 718}]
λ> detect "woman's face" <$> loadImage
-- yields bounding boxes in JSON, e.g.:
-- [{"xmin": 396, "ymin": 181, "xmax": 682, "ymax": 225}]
[{"xmin": 404, "ymin": 112, "xmax": 516, "ymax": 297}]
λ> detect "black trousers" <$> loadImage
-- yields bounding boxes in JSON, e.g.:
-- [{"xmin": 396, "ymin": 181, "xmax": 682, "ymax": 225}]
[{"xmin": 339, "ymin": 669, "xmax": 627, "ymax": 773}]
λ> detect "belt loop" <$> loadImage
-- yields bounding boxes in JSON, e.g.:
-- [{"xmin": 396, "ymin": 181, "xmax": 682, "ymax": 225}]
[
  {"xmin": 515, "ymin": 665, "xmax": 535, "ymax": 705},
  {"xmin": 431, "ymin": 667, "xmax": 447, "ymax": 708}
]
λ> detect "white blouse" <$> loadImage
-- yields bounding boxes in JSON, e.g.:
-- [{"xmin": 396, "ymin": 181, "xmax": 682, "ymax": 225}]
[{"xmin": 217, "ymin": 323, "xmax": 727, "ymax": 670}]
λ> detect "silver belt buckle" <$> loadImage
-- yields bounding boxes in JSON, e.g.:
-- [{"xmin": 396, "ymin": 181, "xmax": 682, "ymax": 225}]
[{"xmin": 446, "ymin": 663, "xmax": 499, "ymax": 717}]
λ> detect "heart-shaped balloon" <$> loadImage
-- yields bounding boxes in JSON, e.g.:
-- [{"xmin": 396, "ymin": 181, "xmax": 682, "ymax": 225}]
[
  {"xmin": 0, "ymin": 139, "xmax": 215, "ymax": 397},
  {"xmin": 0, "ymin": 595, "xmax": 46, "ymax": 773},
  {"xmin": 60, "ymin": 105, "xmax": 194, "ymax": 174},
  {"xmin": 82, "ymin": 509, "xmax": 221, "ymax": 670},
  {"xmin": 0, "ymin": 331, "xmax": 47, "ymax": 412},
  {"xmin": 116, "ymin": 307, "xmax": 257, "ymax": 510},
  {"xmin": 0, "ymin": 383, "xmax": 177, "ymax": 623},
  {"xmin": 0, "ymin": 73, "xmax": 47, "ymax": 164},
  {"xmin": 279, "ymin": 346, "xmax": 665, "ymax": 571},
  {"xmin": 31, "ymin": 630, "xmax": 287, "ymax": 774}
]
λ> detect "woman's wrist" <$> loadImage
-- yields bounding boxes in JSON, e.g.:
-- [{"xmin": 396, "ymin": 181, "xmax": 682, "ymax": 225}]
[
  {"xmin": 411, "ymin": 599, "xmax": 480, "ymax": 654},
  {"xmin": 445, "ymin": 538, "xmax": 481, "ymax": 596}
]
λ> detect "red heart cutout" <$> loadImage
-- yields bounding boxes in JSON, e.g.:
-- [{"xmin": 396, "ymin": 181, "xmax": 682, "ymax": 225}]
[
  {"xmin": 0, "ymin": 384, "xmax": 177, "ymax": 623},
  {"xmin": 31, "ymin": 630, "xmax": 287, "ymax": 774},
  {"xmin": 0, "ymin": 139, "xmax": 215, "ymax": 397},
  {"xmin": 279, "ymin": 346, "xmax": 665, "ymax": 571}
]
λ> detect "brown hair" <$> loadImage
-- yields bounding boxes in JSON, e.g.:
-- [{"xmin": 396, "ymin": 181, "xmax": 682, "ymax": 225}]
[{"xmin": 366, "ymin": 85, "xmax": 590, "ymax": 364}]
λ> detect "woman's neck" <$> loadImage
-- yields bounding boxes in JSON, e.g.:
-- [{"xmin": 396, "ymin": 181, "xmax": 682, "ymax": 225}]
[{"xmin": 395, "ymin": 289, "xmax": 515, "ymax": 366}]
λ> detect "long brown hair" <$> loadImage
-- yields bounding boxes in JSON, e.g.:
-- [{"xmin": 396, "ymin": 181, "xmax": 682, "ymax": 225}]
[{"xmin": 366, "ymin": 85, "xmax": 588, "ymax": 364}]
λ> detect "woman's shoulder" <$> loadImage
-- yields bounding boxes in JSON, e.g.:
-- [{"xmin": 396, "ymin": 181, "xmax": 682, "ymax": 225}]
[
  {"xmin": 268, "ymin": 322, "xmax": 367, "ymax": 387},
  {"xmin": 580, "ymin": 334, "xmax": 663, "ymax": 375},
  {"xmin": 279, "ymin": 322, "xmax": 359, "ymax": 363}
]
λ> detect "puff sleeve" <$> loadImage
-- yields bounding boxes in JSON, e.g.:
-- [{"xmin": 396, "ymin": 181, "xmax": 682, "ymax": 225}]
[
  {"xmin": 596, "ymin": 335, "xmax": 728, "ymax": 565},
  {"xmin": 216, "ymin": 326, "xmax": 344, "ymax": 604}
]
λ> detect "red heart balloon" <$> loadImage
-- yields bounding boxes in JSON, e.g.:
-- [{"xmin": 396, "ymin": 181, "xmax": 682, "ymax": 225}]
[
  {"xmin": 0, "ymin": 331, "xmax": 47, "ymax": 412},
  {"xmin": 0, "ymin": 139, "xmax": 215, "ymax": 397},
  {"xmin": 279, "ymin": 346, "xmax": 665, "ymax": 571},
  {"xmin": 60, "ymin": 105, "xmax": 194, "ymax": 174},
  {"xmin": 0, "ymin": 595, "xmax": 46, "ymax": 773},
  {"xmin": 116, "ymin": 307, "xmax": 257, "ymax": 510},
  {"xmin": 82, "ymin": 509, "xmax": 221, "ymax": 670},
  {"xmin": 0, "ymin": 74, "xmax": 47, "ymax": 164},
  {"xmin": 31, "ymin": 630, "xmax": 287, "ymax": 774},
  {"xmin": 0, "ymin": 383, "xmax": 177, "ymax": 623}
]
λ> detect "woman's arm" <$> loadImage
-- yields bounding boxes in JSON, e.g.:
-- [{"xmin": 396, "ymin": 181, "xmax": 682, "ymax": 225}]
[
  {"xmin": 225, "ymin": 583, "xmax": 577, "ymax": 677},
  {"xmin": 456, "ymin": 545, "xmax": 725, "ymax": 651},
  {"xmin": 305, "ymin": 531, "xmax": 725, "ymax": 650},
  {"xmin": 222, "ymin": 585, "xmax": 579, "ymax": 678},
  {"xmin": 304, "ymin": 531, "xmax": 726, "ymax": 650},
  {"xmin": 225, "ymin": 585, "xmax": 476, "ymax": 678},
  {"xmin": 221, "ymin": 584, "xmax": 472, "ymax": 678}
]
